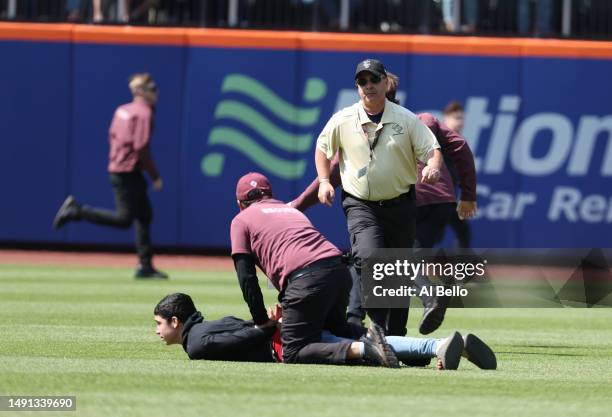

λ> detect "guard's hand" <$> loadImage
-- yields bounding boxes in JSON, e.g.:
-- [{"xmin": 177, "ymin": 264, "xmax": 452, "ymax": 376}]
[
  {"xmin": 421, "ymin": 166, "xmax": 440, "ymax": 184},
  {"xmin": 267, "ymin": 304, "xmax": 283, "ymax": 322},
  {"xmin": 457, "ymin": 200, "xmax": 477, "ymax": 220},
  {"xmin": 318, "ymin": 182, "xmax": 335, "ymax": 207},
  {"xmin": 153, "ymin": 178, "xmax": 163, "ymax": 191}
]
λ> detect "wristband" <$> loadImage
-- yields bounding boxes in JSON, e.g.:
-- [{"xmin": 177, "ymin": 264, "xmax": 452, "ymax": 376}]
[{"xmin": 318, "ymin": 178, "xmax": 330, "ymax": 184}]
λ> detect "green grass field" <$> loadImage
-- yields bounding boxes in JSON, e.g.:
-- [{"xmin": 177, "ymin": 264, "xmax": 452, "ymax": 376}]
[{"xmin": 1, "ymin": 263, "xmax": 612, "ymax": 417}]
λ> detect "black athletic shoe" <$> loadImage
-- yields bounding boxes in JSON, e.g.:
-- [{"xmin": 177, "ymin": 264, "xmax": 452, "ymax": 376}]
[
  {"xmin": 52, "ymin": 195, "xmax": 78, "ymax": 230},
  {"xmin": 463, "ymin": 333, "xmax": 497, "ymax": 370},
  {"xmin": 134, "ymin": 266, "xmax": 169, "ymax": 279},
  {"xmin": 347, "ymin": 315, "xmax": 365, "ymax": 328},
  {"xmin": 419, "ymin": 295, "xmax": 450, "ymax": 335},
  {"xmin": 363, "ymin": 322, "xmax": 400, "ymax": 368},
  {"xmin": 400, "ymin": 357, "xmax": 432, "ymax": 367},
  {"xmin": 436, "ymin": 331, "xmax": 463, "ymax": 370}
]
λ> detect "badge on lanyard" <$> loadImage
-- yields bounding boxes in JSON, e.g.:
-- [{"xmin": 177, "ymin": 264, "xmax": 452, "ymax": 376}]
[{"xmin": 357, "ymin": 166, "xmax": 367, "ymax": 178}]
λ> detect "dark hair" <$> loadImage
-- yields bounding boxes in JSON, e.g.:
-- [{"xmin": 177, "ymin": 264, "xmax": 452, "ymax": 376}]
[
  {"xmin": 240, "ymin": 188, "xmax": 271, "ymax": 208},
  {"xmin": 385, "ymin": 72, "xmax": 400, "ymax": 105},
  {"xmin": 154, "ymin": 293, "xmax": 197, "ymax": 323},
  {"xmin": 443, "ymin": 100, "xmax": 464, "ymax": 115}
]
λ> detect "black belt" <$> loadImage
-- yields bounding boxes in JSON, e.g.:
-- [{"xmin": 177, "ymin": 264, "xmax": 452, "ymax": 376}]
[
  {"xmin": 287, "ymin": 256, "xmax": 344, "ymax": 282},
  {"xmin": 343, "ymin": 187, "xmax": 414, "ymax": 207}
]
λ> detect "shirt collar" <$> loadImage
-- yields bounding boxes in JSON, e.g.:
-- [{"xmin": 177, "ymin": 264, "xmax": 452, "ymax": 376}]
[{"xmin": 358, "ymin": 99, "xmax": 393, "ymax": 128}]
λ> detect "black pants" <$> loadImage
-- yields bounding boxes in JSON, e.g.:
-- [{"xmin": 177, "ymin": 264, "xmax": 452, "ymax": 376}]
[
  {"xmin": 281, "ymin": 261, "xmax": 364, "ymax": 364},
  {"xmin": 448, "ymin": 210, "xmax": 472, "ymax": 248},
  {"xmin": 79, "ymin": 171, "xmax": 153, "ymax": 266},
  {"xmin": 415, "ymin": 202, "xmax": 456, "ymax": 248},
  {"xmin": 342, "ymin": 190, "xmax": 416, "ymax": 337}
]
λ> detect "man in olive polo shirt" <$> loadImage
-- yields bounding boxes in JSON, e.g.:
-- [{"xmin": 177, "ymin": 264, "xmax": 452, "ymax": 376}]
[{"xmin": 315, "ymin": 58, "xmax": 443, "ymax": 336}]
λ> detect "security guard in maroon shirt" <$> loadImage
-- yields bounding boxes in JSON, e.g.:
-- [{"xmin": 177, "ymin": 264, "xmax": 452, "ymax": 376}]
[
  {"xmin": 53, "ymin": 73, "xmax": 167, "ymax": 279},
  {"xmin": 230, "ymin": 172, "xmax": 399, "ymax": 367}
]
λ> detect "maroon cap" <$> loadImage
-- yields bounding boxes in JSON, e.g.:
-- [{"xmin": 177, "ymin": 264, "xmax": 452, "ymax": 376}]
[{"xmin": 236, "ymin": 172, "xmax": 272, "ymax": 201}]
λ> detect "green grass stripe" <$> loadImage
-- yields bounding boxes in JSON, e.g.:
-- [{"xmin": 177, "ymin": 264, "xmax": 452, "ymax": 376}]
[{"xmin": 1, "ymin": 264, "xmax": 612, "ymax": 417}]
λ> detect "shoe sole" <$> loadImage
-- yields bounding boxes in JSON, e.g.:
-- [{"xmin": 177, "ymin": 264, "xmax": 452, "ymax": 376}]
[
  {"xmin": 464, "ymin": 333, "xmax": 497, "ymax": 370},
  {"xmin": 367, "ymin": 322, "xmax": 400, "ymax": 369},
  {"xmin": 52, "ymin": 195, "xmax": 75, "ymax": 230},
  {"xmin": 419, "ymin": 297, "xmax": 450, "ymax": 335},
  {"xmin": 438, "ymin": 331, "xmax": 463, "ymax": 370},
  {"xmin": 419, "ymin": 305, "xmax": 447, "ymax": 335}
]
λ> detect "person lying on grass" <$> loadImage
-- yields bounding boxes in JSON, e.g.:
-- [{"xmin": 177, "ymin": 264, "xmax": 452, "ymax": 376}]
[{"xmin": 154, "ymin": 292, "xmax": 496, "ymax": 370}]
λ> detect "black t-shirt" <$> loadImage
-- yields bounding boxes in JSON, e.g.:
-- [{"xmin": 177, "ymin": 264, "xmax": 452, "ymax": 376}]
[{"xmin": 368, "ymin": 111, "xmax": 383, "ymax": 124}]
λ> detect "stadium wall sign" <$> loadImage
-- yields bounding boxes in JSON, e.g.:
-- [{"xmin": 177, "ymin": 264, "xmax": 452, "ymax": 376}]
[{"xmin": 0, "ymin": 23, "xmax": 610, "ymax": 249}]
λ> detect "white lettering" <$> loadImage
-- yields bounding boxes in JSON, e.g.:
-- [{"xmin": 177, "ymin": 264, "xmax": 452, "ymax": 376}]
[
  {"xmin": 511, "ymin": 114, "xmax": 573, "ymax": 176},
  {"xmin": 512, "ymin": 193, "xmax": 537, "ymax": 219},
  {"xmin": 333, "ymin": 91, "xmax": 612, "ymax": 178},
  {"xmin": 569, "ymin": 116, "xmax": 612, "ymax": 176},
  {"xmin": 261, "ymin": 208, "xmax": 298, "ymax": 214},
  {"xmin": 463, "ymin": 97, "xmax": 493, "ymax": 171},
  {"xmin": 548, "ymin": 186, "xmax": 581, "ymax": 222},
  {"xmin": 580, "ymin": 194, "xmax": 607, "ymax": 223},
  {"xmin": 484, "ymin": 96, "xmax": 520, "ymax": 174},
  {"xmin": 548, "ymin": 186, "xmax": 612, "ymax": 223},
  {"xmin": 419, "ymin": 286, "xmax": 431, "ymax": 297},
  {"xmin": 475, "ymin": 184, "xmax": 537, "ymax": 220}
]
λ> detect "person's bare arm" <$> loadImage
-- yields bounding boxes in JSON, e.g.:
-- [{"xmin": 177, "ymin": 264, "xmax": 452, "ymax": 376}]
[{"xmin": 315, "ymin": 148, "xmax": 335, "ymax": 206}]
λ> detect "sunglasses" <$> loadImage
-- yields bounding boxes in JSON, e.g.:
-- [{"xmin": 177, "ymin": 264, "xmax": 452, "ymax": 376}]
[{"xmin": 356, "ymin": 75, "xmax": 383, "ymax": 86}]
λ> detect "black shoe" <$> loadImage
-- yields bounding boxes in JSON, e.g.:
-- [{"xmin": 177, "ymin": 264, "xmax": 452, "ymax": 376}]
[
  {"xmin": 362, "ymin": 322, "xmax": 400, "ymax": 368},
  {"xmin": 134, "ymin": 266, "xmax": 168, "ymax": 279},
  {"xmin": 347, "ymin": 315, "xmax": 365, "ymax": 328},
  {"xmin": 436, "ymin": 331, "xmax": 463, "ymax": 370},
  {"xmin": 463, "ymin": 333, "xmax": 497, "ymax": 370},
  {"xmin": 419, "ymin": 295, "xmax": 450, "ymax": 335},
  {"xmin": 400, "ymin": 357, "xmax": 432, "ymax": 367},
  {"xmin": 52, "ymin": 196, "xmax": 78, "ymax": 230}
]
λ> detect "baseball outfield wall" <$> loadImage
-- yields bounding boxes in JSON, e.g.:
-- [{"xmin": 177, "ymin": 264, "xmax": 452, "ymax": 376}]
[{"xmin": 1, "ymin": 23, "xmax": 611, "ymax": 249}]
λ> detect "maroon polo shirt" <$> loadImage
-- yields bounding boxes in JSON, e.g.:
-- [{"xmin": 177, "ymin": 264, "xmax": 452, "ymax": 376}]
[
  {"xmin": 416, "ymin": 113, "xmax": 476, "ymax": 207},
  {"xmin": 231, "ymin": 198, "xmax": 342, "ymax": 292},
  {"xmin": 290, "ymin": 113, "xmax": 476, "ymax": 210},
  {"xmin": 107, "ymin": 96, "xmax": 160, "ymax": 180}
]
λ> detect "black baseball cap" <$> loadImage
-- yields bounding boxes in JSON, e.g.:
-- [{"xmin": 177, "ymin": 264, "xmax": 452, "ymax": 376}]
[{"xmin": 354, "ymin": 59, "xmax": 387, "ymax": 79}]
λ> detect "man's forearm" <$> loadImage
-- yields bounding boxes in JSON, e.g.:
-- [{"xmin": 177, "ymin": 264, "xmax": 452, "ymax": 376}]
[
  {"xmin": 427, "ymin": 149, "xmax": 443, "ymax": 170},
  {"xmin": 315, "ymin": 148, "xmax": 331, "ymax": 181},
  {"xmin": 292, "ymin": 154, "xmax": 341, "ymax": 211},
  {"xmin": 233, "ymin": 255, "xmax": 268, "ymax": 324}
]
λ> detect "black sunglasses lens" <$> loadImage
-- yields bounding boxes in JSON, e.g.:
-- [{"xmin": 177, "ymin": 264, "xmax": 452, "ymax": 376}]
[{"xmin": 357, "ymin": 76, "xmax": 381, "ymax": 86}]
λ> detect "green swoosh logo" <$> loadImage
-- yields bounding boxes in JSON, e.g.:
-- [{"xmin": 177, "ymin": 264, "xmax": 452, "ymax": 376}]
[
  {"xmin": 221, "ymin": 74, "xmax": 325, "ymax": 127},
  {"xmin": 202, "ymin": 74, "xmax": 327, "ymax": 179},
  {"xmin": 215, "ymin": 100, "xmax": 312, "ymax": 152},
  {"xmin": 202, "ymin": 127, "xmax": 306, "ymax": 180}
]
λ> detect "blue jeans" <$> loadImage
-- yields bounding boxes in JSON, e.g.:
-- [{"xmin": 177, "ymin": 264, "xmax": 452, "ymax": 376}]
[
  {"xmin": 518, "ymin": 0, "xmax": 552, "ymax": 35},
  {"xmin": 321, "ymin": 331, "xmax": 437, "ymax": 360}
]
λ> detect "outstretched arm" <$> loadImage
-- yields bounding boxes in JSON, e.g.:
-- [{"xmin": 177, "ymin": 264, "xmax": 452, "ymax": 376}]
[
  {"xmin": 233, "ymin": 254, "xmax": 270, "ymax": 326},
  {"xmin": 421, "ymin": 114, "xmax": 477, "ymax": 219},
  {"xmin": 291, "ymin": 154, "xmax": 341, "ymax": 211}
]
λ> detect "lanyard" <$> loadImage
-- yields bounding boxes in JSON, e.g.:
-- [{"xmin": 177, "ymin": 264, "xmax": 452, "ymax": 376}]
[{"xmin": 365, "ymin": 127, "xmax": 383, "ymax": 160}]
